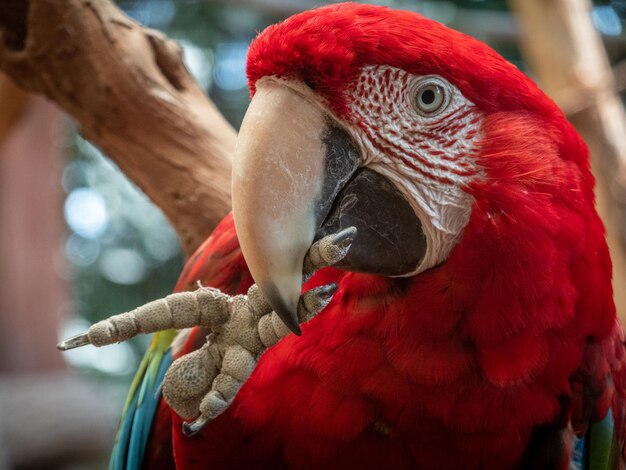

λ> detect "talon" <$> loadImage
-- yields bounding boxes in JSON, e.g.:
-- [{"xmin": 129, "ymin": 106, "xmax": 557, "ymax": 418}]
[
  {"xmin": 299, "ymin": 283, "xmax": 338, "ymax": 322},
  {"xmin": 182, "ymin": 415, "xmax": 210, "ymax": 437},
  {"xmin": 328, "ymin": 226, "xmax": 357, "ymax": 251},
  {"xmin": 315, "ymin": 283, "xmax": 339, "ymax": 303},
  {"xmin": 303, "ymin": 227, "xmax": 357, "ymax": 281},
  {"xmin": 56, "ymin": 333, "xmax": 91, "ymax": 351}
]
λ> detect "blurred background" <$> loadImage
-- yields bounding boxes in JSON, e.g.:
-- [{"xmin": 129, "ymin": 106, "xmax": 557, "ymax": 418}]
[{"xmin": 0, "ymin": 0, "xmax": 625, "ymax": 468}]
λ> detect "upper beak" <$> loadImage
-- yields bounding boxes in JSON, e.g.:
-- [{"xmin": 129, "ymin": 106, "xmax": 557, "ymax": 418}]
[
  {"xmin": 232, "ymin": 80, "xmax": 359, "ymax": 334},
  {"xmin": 233, "ymin": 79, "xmax": 426, "ymax": 334}
]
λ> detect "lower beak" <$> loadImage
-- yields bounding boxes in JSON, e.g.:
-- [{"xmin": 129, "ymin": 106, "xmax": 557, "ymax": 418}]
[{"xmin": 233, "ymin": 80, "xmax": 426, "ymax": 334}]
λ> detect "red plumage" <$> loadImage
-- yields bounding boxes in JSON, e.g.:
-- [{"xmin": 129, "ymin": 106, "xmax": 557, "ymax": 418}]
[
  {"xmin": 144, "ymin": 3, "xmax": 625, "ymax": 468},
  {"xmin": 247, "ymin": 3, "xmax": 560, "ymax": 118}
]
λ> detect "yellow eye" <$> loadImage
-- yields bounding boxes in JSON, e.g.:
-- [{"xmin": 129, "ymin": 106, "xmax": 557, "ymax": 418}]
[{"xmin": 412, "ymin": 78, "xmax": 449, "ymax": 116}]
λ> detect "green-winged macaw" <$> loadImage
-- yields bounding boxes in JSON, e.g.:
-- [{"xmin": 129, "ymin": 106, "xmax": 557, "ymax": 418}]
[{"xmin": 59, "ymin": 3, "xmax": 626, "ymax": 469}]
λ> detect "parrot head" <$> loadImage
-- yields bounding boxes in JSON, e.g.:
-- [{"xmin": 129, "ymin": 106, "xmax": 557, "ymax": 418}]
[{"xmin": 232, "ymin": 2, "xmax": 610, "ymax": 335}]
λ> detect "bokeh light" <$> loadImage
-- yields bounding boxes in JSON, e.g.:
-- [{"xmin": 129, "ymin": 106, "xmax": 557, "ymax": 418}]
[
  {"xmin": 65, "ymin": 234, "xmax": 100, "ymax": 267},
  {"xmin": 64, "ymin": 188, "xmax": 108, "ymax": 239},
  {"xmin": 214, "ymin": 42, "xmax": 249, "ymax": 91},
  {"xmin": 99, "ymin": 248, "xmax": 147, "ymax": 285},
  {"xmin": 593, "ymin": 5, "xmax": 623, "ymax": 36}
]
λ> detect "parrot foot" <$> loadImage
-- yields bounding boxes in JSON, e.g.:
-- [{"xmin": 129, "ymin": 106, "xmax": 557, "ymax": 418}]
[
  {"xmin": 164, "ymin": 282, "xmax": 338, "ymax": 432},
  {"xmin": 56, "ymin": 227, "xmax": 356, "ymax": 434}
]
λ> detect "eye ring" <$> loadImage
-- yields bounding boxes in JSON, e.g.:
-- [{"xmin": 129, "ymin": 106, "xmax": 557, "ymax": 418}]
[{"xmin": 411, "ymin": 77, "xmax": 450, "ymax": 116}]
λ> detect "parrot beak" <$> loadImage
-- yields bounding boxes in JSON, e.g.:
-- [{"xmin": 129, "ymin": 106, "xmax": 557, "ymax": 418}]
[
  {"xmin": 233, "ymin": 79, "xmax": 426, "ymax": 334},
  {"xmin": 232, "ymin": 79, "xmax": 359, "ymax": 334}
]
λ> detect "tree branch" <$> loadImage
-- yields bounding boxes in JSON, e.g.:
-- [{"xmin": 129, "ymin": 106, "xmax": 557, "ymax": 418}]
[{"xmin": 0, "ymin": 0, "xmax": 237, "ymax": 255}]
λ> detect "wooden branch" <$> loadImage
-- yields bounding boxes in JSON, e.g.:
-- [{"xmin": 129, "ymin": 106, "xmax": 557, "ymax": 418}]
[
  {"xmin": 0, "ymin": 74, "xmax": 27, "ymax": 148},
  {"xmin": 0, "ymin": 0, "xmax": 237, "ymax": 255},
  {"xmin": 509, "ymin": 0, "xmax": 626, "ymax": 321}
]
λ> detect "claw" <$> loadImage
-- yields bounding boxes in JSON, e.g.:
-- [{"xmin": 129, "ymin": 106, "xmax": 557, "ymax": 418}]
[
  {"xmin": 303, "ymin": 226, "xmax": 357, "ymax": 281},
  {"xmin": 182, "ymin": 415, "xmax": 210, "ymax": 437},
  {"xmin": 330, "ymin": 226, "xmax": 358, "ymax": 250},
  {"xmin": 315, "ymin": 282, "xmax": 339, "ymax": 301},
  {"xmin": 299, "ymin": 283, "xmax": 338, "ymax": 322},
  {"xmin": 56, "ymin": 333, "xmax": 91, "ymax": 351}
]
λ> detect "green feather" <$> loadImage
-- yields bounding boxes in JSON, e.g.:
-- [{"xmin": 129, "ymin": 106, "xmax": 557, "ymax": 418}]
[{"xmin": 588, "ymin": 409, "xmax": 616, "ymax": 470}]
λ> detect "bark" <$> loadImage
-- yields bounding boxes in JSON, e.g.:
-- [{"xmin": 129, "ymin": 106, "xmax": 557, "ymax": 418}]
[
  {"xmin": 510, "ymin": 0, "xmax": 626, "ymax": 322},
  {"xmin": 0, "ymin": 0, "xmax": 237, "ymax": 256}
]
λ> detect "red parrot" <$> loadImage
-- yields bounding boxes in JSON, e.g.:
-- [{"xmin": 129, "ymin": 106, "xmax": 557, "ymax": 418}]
[{"xmin": 63, "ymin": 3, "xmax": 626, "ymax": 469}]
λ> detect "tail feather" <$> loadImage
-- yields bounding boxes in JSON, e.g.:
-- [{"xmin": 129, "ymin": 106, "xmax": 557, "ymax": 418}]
[
  {"xmin": 586, "ymin": 409, "xmax": 617, "ymax": 470},
  {"xmin": 110, "ymin": 383, "xmax": 140, "ymax": 470}
]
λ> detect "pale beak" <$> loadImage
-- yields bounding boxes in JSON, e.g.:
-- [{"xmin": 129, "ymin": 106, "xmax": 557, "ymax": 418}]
[{"xmin": 232, "ymin": 80, "xmax": 359, "ymax": 334}]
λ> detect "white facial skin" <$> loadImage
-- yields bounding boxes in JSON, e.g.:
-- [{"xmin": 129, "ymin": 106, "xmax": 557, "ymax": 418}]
[{"xmin": 343, "ymin": 65, "xmax": 484, "ymax": 275}]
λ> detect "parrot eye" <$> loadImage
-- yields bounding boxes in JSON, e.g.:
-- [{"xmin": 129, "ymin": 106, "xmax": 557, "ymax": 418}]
[{"xmin": 412, "ymin": 77, "xmax": 450, "ymax": 116}]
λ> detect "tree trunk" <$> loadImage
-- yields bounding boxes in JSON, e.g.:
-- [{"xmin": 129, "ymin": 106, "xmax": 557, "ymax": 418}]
[{"xmin": 0, "ymin": 0, "xmax": 237, "ymax": 256}]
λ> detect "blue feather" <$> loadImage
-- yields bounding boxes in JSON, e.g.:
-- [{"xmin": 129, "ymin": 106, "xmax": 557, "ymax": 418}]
[
  {"xmin": 569, "ymin": 434, "xmax": 585, "ymax": 470},
  {"xmin": 110, "ymin": 387, "xmax": 140, "ymax": 470},
  {"xmin": 126, "ymin": 350, "xmax": 173, "ymax": 469}
]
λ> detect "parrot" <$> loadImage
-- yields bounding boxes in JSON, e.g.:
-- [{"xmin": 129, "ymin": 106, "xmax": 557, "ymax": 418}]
[{"xmin": 58, "ymin": 2, "xmax": 626, "ymax": 469}]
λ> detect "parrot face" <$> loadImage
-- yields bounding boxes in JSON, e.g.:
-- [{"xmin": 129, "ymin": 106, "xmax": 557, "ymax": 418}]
[
  {"xmin": 340, "ymin": 65, "xmax": 482, "ymax": 272},
  {"xmin": 233, "ymin": 2, "xmax": 561, "ymax": 334}
]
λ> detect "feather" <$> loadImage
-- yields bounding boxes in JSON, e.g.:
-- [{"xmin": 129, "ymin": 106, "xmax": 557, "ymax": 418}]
[
  {"xmin": 570, "ymin": 434, "xmax": 584, "ymax": 470},
  {"xmin": 587, "ymin": 410, "xmax": 616, "ymax": 470},
  {"xmin": 109, "ymin": 330, "xmax": 176, "ymax": 470}
]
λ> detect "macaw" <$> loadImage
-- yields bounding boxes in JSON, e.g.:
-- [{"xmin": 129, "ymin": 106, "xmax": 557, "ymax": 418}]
[{"xmin": 59, "ymin": 3, "xmax": 626, "ymax": 469}]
